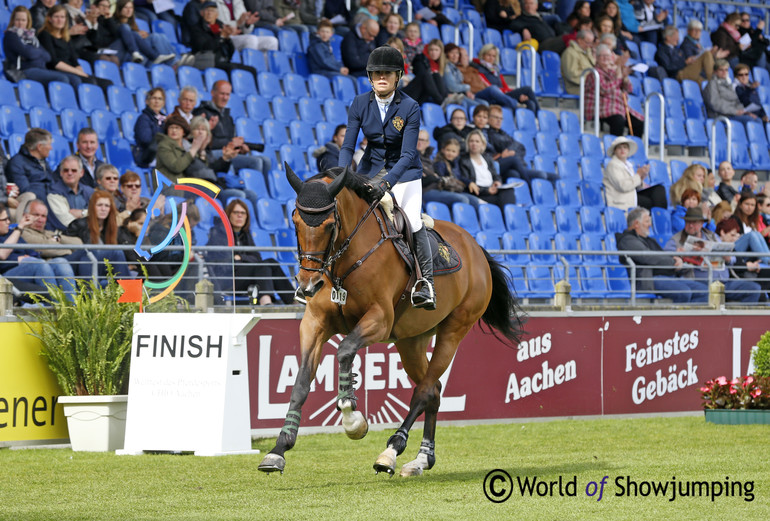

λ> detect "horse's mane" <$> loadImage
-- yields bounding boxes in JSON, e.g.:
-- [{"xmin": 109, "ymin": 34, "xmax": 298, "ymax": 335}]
[{"xmin": 313, "ymin": 167, "xmax": 373, "ymax": 202}]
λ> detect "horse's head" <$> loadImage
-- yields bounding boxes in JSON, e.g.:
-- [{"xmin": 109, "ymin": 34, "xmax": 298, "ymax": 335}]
[{"xmin": 287, "ymin": 164, "xmax": 348, "ymax": 299}]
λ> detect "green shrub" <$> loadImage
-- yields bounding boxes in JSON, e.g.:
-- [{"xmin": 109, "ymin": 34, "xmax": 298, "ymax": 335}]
[{"xmin": 754, "ymin": 331, "xmax": 770, "ymax": 378}]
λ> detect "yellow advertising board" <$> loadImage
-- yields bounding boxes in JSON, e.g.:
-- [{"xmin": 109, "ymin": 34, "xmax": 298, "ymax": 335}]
[{"xmin": 0, "ymin": 322, "xmax": 68, "ymax": 443}]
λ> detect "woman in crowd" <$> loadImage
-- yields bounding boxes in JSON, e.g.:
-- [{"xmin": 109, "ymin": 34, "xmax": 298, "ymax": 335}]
[
  {"xmin": 704, "ymin": 59, "xmax": 760, "ymax": 123},
  {"xmin": 483, "ymin": 0, "xmax": 520, "ymax": 34},
  {"xmin": 207, "ymin": 199, "xmax": 294, "ymax": 305},
  {"xmin": 402, "ymin": 22, "xmax": 423, "ymax": 66},
  {"xmin": 471, "ymin": 44, "xmax": 539, "ymax": 114},
  {"xmin": 115, "ymin": 171, "xmax": 149, "ymax": 217},
  {"xmin": 716, "ymin": 217, "xmax": 769, "ymax": 301},
  {"xmin": 457, "ymin": 129, "xmax": 516, "ymax": 210},
  {"xmin": 402, "ymin": 39, "xmax": 448, "ymax": 105},
  {"xmin": 603, "ymin": 136, "xmax": 666, "ymax": 211},
  {"xmin": 733, "ymin": 63, "xmax": 768, "ymax": 122},
  {"xmin": 585, "ymin": 44, "xmax": 644, "ymax": 137},
  {"xmin": 442, "ymin": 43, "xmax": 485, "ymax": 110},
  {"xmin": 133, "ymin": 87, "xmax": 167, "ymax": 167},
  {"xmin": 155, "ymin": 114, "xmax": 217, "ymax": 183},
  {"xmin": 433, "ymin": 107, "xmax": 473, "ymax": 153},
  {"xmin": 117, "ymin": 206, "xmax": 148, "ymax": 277},
  {"xmin": 427, "ymin": 136, "xmax": 486, "ymax": 210},
  {"xmin": 376, "ymin": 12, "xmax": 404, "ymax": 46},
  {"xmin": 670, "ymin": 163, "xmax": 706, "ymax": 209},
  {"xmin": 671, "ymin": 188, "xmax": 710, "ymax": 234},
  {"xmin": 189, "ymin": 1, "xmax": 258, "ymax": 77},
  {"xmin": 37, "ymin": 5, "xmax": 111, "ymax": 89},
  {"xmin": 113, "ymin": 0, "xmax": 177, "ymax": 65},
  {"xmin": 65, "ymin": 190, "xmax": 129, "ymax": 278},
  {"xmin": 711, "ymin": 12, "xmax": 746, "ymax": 66},
  {"xmin": 3, "ymin": 6, "xmax": 74, "ymax": 84}
]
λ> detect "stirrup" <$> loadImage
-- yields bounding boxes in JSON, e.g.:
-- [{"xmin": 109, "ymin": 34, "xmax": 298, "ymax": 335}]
[{"xmin": 411, "ymin": 278, "xmax": 436, "ymax": 309}]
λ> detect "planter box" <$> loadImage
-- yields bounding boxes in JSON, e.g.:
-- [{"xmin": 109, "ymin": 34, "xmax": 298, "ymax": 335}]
[
  {"xmin": 704, "ymin": 409, "xmax": 770, "ymax": 425},
  {"xmin": 59, "ymin": 395, "xmax": 128, "ymax": 452}
]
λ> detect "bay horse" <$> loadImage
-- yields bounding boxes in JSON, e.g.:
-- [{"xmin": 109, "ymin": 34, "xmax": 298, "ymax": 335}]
[{"xmin": 258, "ymin": 165, "xmax": 523, "ymax": 476}]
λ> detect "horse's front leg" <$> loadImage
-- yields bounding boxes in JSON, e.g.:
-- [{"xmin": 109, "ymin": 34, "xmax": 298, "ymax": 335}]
[
  {"xmin": 336, "ymin": 312, "xmax": 389, "ymax": 440},
  {"xmin": 259, "ymin": 319, "xmax": 327, "ymax": 474}
]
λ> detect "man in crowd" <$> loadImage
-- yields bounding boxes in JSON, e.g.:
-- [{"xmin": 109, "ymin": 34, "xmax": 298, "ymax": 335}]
[
  {"xmin": 72, "ymin": 128, "xmax": 105, "ymax": 188},
  {"xmin": 341, "ymin": 18, "xmax": 379, "ymax": 77},
  {"xmin": 664, "ymin": 207, "xmax": 760, "ymax": 303},
  {"xmin": 655, "ymin": 25, "xmax": 726, "ymax": 83},
  {"xmin": 616, "ymin": 206, "xmax": 709, "ymax": 303},
  {"xmin": 561, "ymin": 29, "xmax": 596, "ymax": 95},
  {"xmin": 312, "ymin": 124, "xmax": 346, "ymax": 172},
  {"xmin": 7, "ymin": 128, "xmax": 54, "ymax": 202},
  {"xmin": 47, "ymin": 156, "xmax": 94, "ymax": 231}
]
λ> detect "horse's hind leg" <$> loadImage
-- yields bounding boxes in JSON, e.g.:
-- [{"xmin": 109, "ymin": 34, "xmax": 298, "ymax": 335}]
[{"xmin": 399, "ymin": 380, "xmax": 441, "ymax": 477}]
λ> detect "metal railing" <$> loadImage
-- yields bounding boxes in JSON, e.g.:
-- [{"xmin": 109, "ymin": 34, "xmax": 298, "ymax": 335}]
[
  {"xmin": 644, "ymin": 92, "xmax": 665, "ymax": 162},
  {"xmin": 515, "ymin": 44, "xmax": 537, "ymax": 91},
  {"xmin": 579, "ymin": 68, "xmax": 600, "ymax": 136},
  {"xmin": 710, "ymin": 116, "xmax": 732, "ymax": 172}
]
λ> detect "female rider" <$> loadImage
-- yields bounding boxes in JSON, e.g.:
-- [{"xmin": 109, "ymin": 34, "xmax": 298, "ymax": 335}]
[{"xmin": 337, "ymin": 46, "xmax": 435, "ymax": 310}]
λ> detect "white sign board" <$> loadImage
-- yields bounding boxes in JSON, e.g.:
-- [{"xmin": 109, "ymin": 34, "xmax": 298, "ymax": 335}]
[{"xmin": 118, "ymin": 314, "xmax": 260, "ymax": 456}]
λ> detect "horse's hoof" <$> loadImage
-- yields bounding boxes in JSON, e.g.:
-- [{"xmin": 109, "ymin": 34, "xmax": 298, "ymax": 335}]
[
  {"xmin": 399, "ymin": 451, "xmax": 432, "ymax": 477},
  {"xmin": 373, "ymin": 447, "xmax": 397, "ymax": 476},
  {"xmin": 341, "ymin": 406, "xmax": 368, "ymax": 440},
  {"xmin": 258, "ymin": 453, "xmax": 285, "ymax": 474}
]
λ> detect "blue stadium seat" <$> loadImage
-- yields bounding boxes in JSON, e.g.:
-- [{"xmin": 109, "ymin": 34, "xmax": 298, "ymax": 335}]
[
  {"xmin": 555, "ymin": 178, "xmax": 580, "ymax": 208},
  {"xmin": 122, "ymin": 62, "xmax": 151, "ymax": 91},
  {"xmin": 150, "ymin": 64, "xmax": 177, "ymax": 91},
  {"xmin": 560, "ymin": 111, "xmax": 580, "ymax": 135},
  {"xmin": 650, "ymin": 207, "xmax": 672, "ymax": 239},
  {"xmin": 647, "ymin": 159, "xmax": 670, "ymax": 186},
  {"xmin": 579, "ymin": 156, "xmax": 604, "ymax": 183},
  {"xmin": 452, "ymin": 202, "xmax": 481, "ymax": 235},
  {"xmin": 529, "ymin": 205, "xmax": 556, "ymax": 236},
  {"xmin": 557, "ymin": 132, "xmax": 581, "ymax": 159},
  {"xmin": 107, "ymin": 85, "xmax": 136, "ymax": 114},
  {"xmin": 662, "ymin": 78, "xmax": 683, "ymax": 100},
  {"xmin": 669, "ymin": 159, "xmax": 687, "ymax": 183},
  {"xmin": 120, "ymin": 110, "xmax": 137, "ymax": 143},
  {"xmin": 478, "ymin": 204, "xmax": 506, "ymax": 234},
  {"xmin": 502, "ymin": 232, "xmax": 528, "ymax": 267},
  {"xmin": 356, "ymin": 75, "xmax": 370, "ymax": 94},
  {"xmin": 475, "ymin": 231, "xmax": 503, "ymax": 261},
  {"xmin": 640, "ymin": 41, "xmax": 657, "ymax": 65},
  {"xmin": 256, "ymin": 197, "xmax": 287, "ymax": 230},
  {"xmin": 510, "ymin": 178, "xmax": 532, "ymax": 206},
  {"xmin": 297, "ymin": 96, "xmax": 324, "ymax": 124},
  {"xmin": 554, "ymin": 206, "xmax": 579, "ymax": 235},
  {"xmin": 606, "ymin": 264, "xmax": 633, "ymax": 297},
  {"xmin": 541, "ymin": 51, "xmax": 573, "ymax": 99},
  {"xmin": 105, "ymin": 137, "xmax": 135, "ymax": 169},
  {"xmin": 421, "ymin": 22, "xmax": 441, "ymax": 43},
  {"xmin": 278, "ymin": 29, "xmax": 303, "ymax": 54},
  {"xmin": 60, "ymin": 108, "xmax": 89, "ymax": 141},
  {"xmin": 504, "ymin": 205, "xmax": 531, "ymax": 234},
  {"xmin": 530, "ymin": 178, "xmax": 556, "ymax": 208},
  {"xmin": 241, "ymin": 168, "xmax": 269, "ymax": 196},
  {"xmin": 580, "ymin": 133, "xmax": 603, "ymax": 159},
  {"xmin": 323, "ymin": 98, "xmax": 348, "ymax": 125},
  {"xmin": 535, "ymin": 132, "xmax": 557, "ymax": 159},
  {"xmin": 274, "ymin": 227, "xmax": 298, "ymax": 268},
  {"xmin": 533, "ymin": 155, "xmax": 556, "ymax": 175},
  {"xmin": 236, "ymin": 117, "xmax": 266, "ymax": 145},
  {"xmin": 18, "ymin": 80, "xmax": 47, "ymax": 111},
  {"xmin": 289, "ymin": 120, "xmax": 316, "ymax": 147},
  {"xmin": 580, "ymin": 181, "xmax": 605, "ymax": 208},
  {"xmin": 732, "ymin": 142, "xmax": 753, "ymax": 171},
  {"xmin": 29, "ymin": 106, "xmax": 60, "ymax": 136},
  {"xmin": 7, "ymin": 133, "xmax": 25, "ymax": 157},
  {"xmin": 422, "ymin": 102, "xmax": 446, "ymax": 130},
  {"xmin": 538, "ymin": 109, "xmax": 560, "ymax": 134},
  {"xmin": 91, "ymin": 109, "xmax": 121, "ymax": 141},
  {"xmin": 512, "ymin": 131, "xmax": 535, "ymax": 161},
  {"xmin": 48, "ymin": 81, "xmax": 79, "ymax": 113},
  {"xmin": 499, "ymin": 47, "xmax": 517, "ymax": 76},
  {"xmin": 308, "ymin": 74, "xmax": 333, "ymax": 100},
  {"xmin": 426, "ymin": 201, "xmax": 452, "ymax": 222},
  {"xmin": 283, "ymin": 73, "xmax": 308, "ymax": 99},
  {"xmin": 48, "ymin": 134, "xmax": 71, "ymax": 168},
  {"xmin": 227, "ymin": 92, "xmax": 246, "ymax": 120},
  {"xmin": 77, "ymin": 83, "xmax": 108, "ymax": 114},
  {"xmin": 271, "ymin": 95, "xmax": 297, "ymax": 123},
  {"xmin": 177, "ymin": 66, "xmax": 206, "ymax": 93},
  {"xmin": 258, "ymin": 71, "xmax": 283, "ymax": 98},
  {"xmin": 556, "ymin": 156, "xmax": 580, "ymax": 181},
  {"xmin": 750, "ymin": 143, "xmax": 770, "ymax": 170},
  {"xmin": 240, "ymin": 48, "xmax": 268, "ymax": 73},
  {"xmin": 95, "ymin": 60, "xmax": 122, "ymax": 86},
  {"xmin": 515, "ymin": 108, "xmax": 537, "ymax": 133},
  {"xmin": 268, "ymin": 50, "xmax": 293, "ymax": 75},
  {"xmin": 685, "ymin": 118, "xmax": 709, "ymax": 148},
  {"xmin": 579, "ymin": 265, "xmax": 608, "ymax": 298},
  {"xmin": 579, "ymin": 206, "xmax": 605, "ymax": 234},
  {"xmin": 527, "ymin": 233, "xmax": 555, "ymax": 264},
  {"xmin": 268, "ymin": 169, "xmax": 298, "ymax": 202},
  {"xmin": 204, "ymin": 67, "xmax": 229, "ymax": 92},
  {"xmin": 580, "ymin": 233, "xmax": 606, "ymax": 265},
  {"xmin": 280, "ymin": 143, "xmax": 309, "ymax": 173},
  {"xmin": 753, "ymin": 66, "xmax": 770, "ymax": 88},
  {"xmin": 0, "ymin": 105, "xmax": 27, "ymax": 138},
  {"xmin": 642, "ymin": 77, "xmax": 662, "ymax": 96},
  {"xmin": 153, "ymin": 18, "xmax": 179, "ymax": 44},
  {"xmin": 230, "ymin": 68, "xmax": 258, "ymax": 97},
  {"xmin": 746, "ymin": 120, "xmax": 768, "ymax": 147},
  {"xmin": 331, "ymin": 75, "xmax": 357, "ymax": 103},
  {"xmin": 482, "ymin": 27, "xmax": 503, "ymax": 49},
  {"xmin": 246, "ymin": 94, "xmax": 271, "ymax": 119},
  {"xmin": 554, "ymin": 232, "xmax": 581, "ymax": 264},
  {"xmin": 604, "ymin": 207, "xmax": 626, "ymax": 235}
]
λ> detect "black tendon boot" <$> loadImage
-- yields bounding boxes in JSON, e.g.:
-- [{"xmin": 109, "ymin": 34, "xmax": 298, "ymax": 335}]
[{"xmin": 411, "ymin": 226, "xmax": 436, "ymax": 309}]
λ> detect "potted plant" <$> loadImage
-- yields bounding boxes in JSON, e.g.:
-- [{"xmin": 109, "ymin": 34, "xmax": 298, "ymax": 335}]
[
  {"xmin": 25, "ymin": 270, "xmax": 182, "ymax": 451},
  {"xmin": 700, "ymin": 331, "xmax": 770, "ymax": 425}
]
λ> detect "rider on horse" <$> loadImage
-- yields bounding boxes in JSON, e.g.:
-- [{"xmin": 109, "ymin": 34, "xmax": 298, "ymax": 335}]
[{"xmin": 337, "ymin": 46, "xmax": 436, "ymax": 310}]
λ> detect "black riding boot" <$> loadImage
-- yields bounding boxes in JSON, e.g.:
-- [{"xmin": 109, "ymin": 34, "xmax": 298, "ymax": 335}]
[{"xmin": 411, "ymin": 227, "xmax": 436, "ymax": 310}]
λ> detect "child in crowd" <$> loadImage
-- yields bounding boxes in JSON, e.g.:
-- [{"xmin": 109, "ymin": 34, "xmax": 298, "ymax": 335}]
[
  {"xmin": 307, "ymin": 19, "xmax": 349, "ymax": 78},
  {"xmin": 402, "ymin": 22, "xmax": 423, "ymax": 66}
]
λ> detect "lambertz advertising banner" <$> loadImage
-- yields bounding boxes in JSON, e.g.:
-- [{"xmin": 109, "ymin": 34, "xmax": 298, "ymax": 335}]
[{"xmin": 246, "ymin": 314, "xmax": 765, "ymax": 431}]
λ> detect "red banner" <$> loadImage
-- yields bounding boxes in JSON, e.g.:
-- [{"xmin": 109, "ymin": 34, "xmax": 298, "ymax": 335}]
[{"xmin": 246, "ymin": 315, "xmax": 765, "ymax": 429}]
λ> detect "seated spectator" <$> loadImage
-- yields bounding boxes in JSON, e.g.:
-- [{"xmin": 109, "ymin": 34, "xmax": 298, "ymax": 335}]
[
  {"xmin": 603, "ymin": 136, "xmax": 666, "ymax": 212},
  {"xmin": 47, "ymin": 155, "xmax": 95, "ymax": 231},
  {"xmin": 273, "ymin": 0, "xmax": 310, "ymax": 34},
  {"xmin": 716, "ymin": 217, "xmax": 770, "ymax": 300},
  {"xmin": 0, "ymin": 202, "xmax": 74, "ymax": 298},
  {"xmin": 616, "ymin": 206, "xmax": 708, "ymax": 303},
  {"xmin": 61, "ymin": 0, "xmax": 99, "ymax": 63},
  {"xmin": 7, "ymin": 128, "xmax": 55, "ymax": 202},
  {"xmin": 37, "ymin": 5, "xmax": 111, "ymax": 89},
  {"xmin": 711, "ymin": 13, "xmax": 747, "ymax": 67},
  {"xmin": 189, "ymin": 2, "xmax": 259, "ymax": 77},
  {"xmin": 585, "ymin": 44, "xmax": 644, "ymax": 137},
  {"xmin": 595, "ymin": 0, "xmax": 635, "ymax": 48},
  {"xmin": 171, "ymin": 86, "xmax": 199, "ymax": 124},
  {"xmin": 375, "ymin": 12, "xmax": 404, "ymax": 46},
  {"xmin": 3, "ymin": 6, "xmax": 75, "ymax": 85},
  {"xmin": 0, "ymin": 169, "xmax": 29, "ymax": 224},
  {"xmin": 402, "ymin": 39, "xmax": 449, "ymax": 105},
  {"xmin": 670, "ymin": 188, "xmax": 703, "ymax": 234},
  {"xmin": 427, "ymin": 135, "xmax": 486, "ymax": 210},
  {"xmin": 207, "ymin": 199, "xmax": 295, "ymax": 304},
  {"xmin": 65, "ymin": 190, "xmax": 129, "ymax": 278},
  {"xmin": 510, "ymin": 0, "xmax": 567, "ymax": 53},
  {"xmin": 70, "ymin": 128, "xmax": 104, "ymax": 188},
  {"xmin": 471, "ymin": 44, "xmax": 540, "ymax": 114},
  {"xmin": 484, "ymin": 104, "xmax": 555, "ymax": 183},
  {"xmin": 716, "ymin": 160, "xmax": 740, "ymax": 204},
  {"xmin": 733, "ymin": 63, "xmax": 768, "ymax": 122},
  {"xmin": 562, "ymin": 15, "xmax": 594, "ymax": 49},
  {"xmin": 402, "ymin": 22, "xmax": 423, "ymax": 66},
  {"xmin": 595, "ymin": 15, "xmax": 630, "ymax": 58},
  {"xmin": 133, "ymin": 87, "xmax": 167, "ymax": 167},
  {"xmin": 670, "ymin": 163, "xmax": 706, "ymax": 210},
  {"xmin": 730, "ymin": 192, "xmax": 770, "ymax": 246},
  {"xmin": 111, "ymin": 0, "xmax": 178, "ymax": 65},
  {"xmin": 704, "ymin": 59, "xmax": 760, "ymax": 123},
  {"xmin": 457, "ymin": 129, "xmax": 516, "ymax": 210},
  {"xmin": 155, "ymin": 114, "xmax": 215, "ymax": 183},
  {"xmin": 664, "ymin": 207, "xmax": 760, "ymax": 303},
  {"xmin": 740, "ymin": 170, "xmax": 759, "ymax": 194},
  {"xmin": 419, "ymin": 0, "xmax": 453, "ymax": 28},
  {"xmin": 193, "ymin": 80, "xmax": 270, "ymax": 179},
  {"xmin": 655, "ymin": 25, "xmax": 720, "ymax": 82},
  {"xmin": 354, "ymin": 0, "xmax": 382, "ymax": 26},
  {"xmin": 737, "ymin": 12, "xmax": 769, "ymax": 69},
  {"xmin": 320, "ymin": 0, "xmax": 352, "ymax": 35},
  {"xmin": 312, "ymin": 124, "xmax": 347, "ymax": 172},
  {"xmin": 308, "ymin": 19, "xmax": 349, "ymax": 78},
  {"xmin": 561, "ymin": 29, "xmax": 596, "ymax": 96},
  {"xmin": 114, "ymin": 170, "xmax": 149, "ymax": 219},
  {"xmin": 341, "ymin": 19, "xmax": 380, "ymax": 77},
  {"xmin": 213, "ymin": 0, "xmax": 279, "ymax": 52},
  {"xmin": 483, "ymin": 0, "xmax": 520, "ymax": 34},
  {"xmin": 703, "ymin": 168, "xmax": 722, "ymax": 207},
  {"xmin": 681, "ymin": 19, "xmax": 727, "ymax": 64},
  {"xmin": 433, "ymin": 108, "xmax": 472, "ymax": 154},
  {"xmin": 442, "ymin": 43, "xmax": 486, "ymax": 111},
  {"xmin": 30, "ymin": 0, "xmax": 56, "ymax": 31},
  {"xmin": 94, "ymin": 163, "xmax": 122, "ymax": 203},
  {"xmin": 117, "ymin": 206, "xmax": 147, "ymax": 277},
  {"xmin": 132, "ymin": 0, "xmax": 177, "ymax": 27},
  {"xmin": 633, "ymin": 0, "xmax": 667, "ymax": 45}
]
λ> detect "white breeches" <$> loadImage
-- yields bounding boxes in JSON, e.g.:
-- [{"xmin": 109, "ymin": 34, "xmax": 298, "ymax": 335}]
[
  {"xmin": 230, "ymin": 34, "xmax": 279, "ymax": 51},
  {"xmin": 391, "ymin": 179, "xmax": 423, "ymax": 232}
]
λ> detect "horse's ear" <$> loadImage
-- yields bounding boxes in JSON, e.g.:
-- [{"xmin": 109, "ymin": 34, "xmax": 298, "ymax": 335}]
[
  {"xmin": 327, "ymin": 165, "xmax": 348, "ymax": 198},
  {"xmin": 285, "ymin": 161, "xmax": 303, "ymax": 194}
]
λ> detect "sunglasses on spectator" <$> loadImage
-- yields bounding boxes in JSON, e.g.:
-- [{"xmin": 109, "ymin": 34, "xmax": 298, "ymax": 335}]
[{"xmin": 123, "ymin": 183, "xmax": 142, "ymax": 189}]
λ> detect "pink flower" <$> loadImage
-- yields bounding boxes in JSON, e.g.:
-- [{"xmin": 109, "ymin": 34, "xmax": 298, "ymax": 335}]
[
  {"xmin": 700, "ymin": 386, "xmax": 710, "ymax": 392},
  {"xmin": 743, "ymin": 376, "xmax": 754, "ymax": 387},
  {"xmin": 751, "ymin": 389, "xmax": 762, "ymax": 398},
  {"xmin": 716, "ymin": 376, "xmax": 728, "ymax": 386},
  {"xmin": 730, "ymin": 378, "xmax": 740, "ymax": 386}
]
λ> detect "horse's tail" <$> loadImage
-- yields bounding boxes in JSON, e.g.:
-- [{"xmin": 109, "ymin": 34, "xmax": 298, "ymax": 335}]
[{"xmin": 480, "ymin": 249, "xmax": 526, "ymax": 346}]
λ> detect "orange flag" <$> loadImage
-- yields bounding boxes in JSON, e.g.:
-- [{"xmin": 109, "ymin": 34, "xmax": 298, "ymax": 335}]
[{"xmin": 117, "ymin": 279, "xmax": 144, "ymax": 312}]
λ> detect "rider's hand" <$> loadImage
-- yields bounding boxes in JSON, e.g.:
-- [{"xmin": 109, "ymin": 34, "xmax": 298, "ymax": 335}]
[{"xmin": 365, "ymin": 180, "xmax": 390, "ymax": 203}]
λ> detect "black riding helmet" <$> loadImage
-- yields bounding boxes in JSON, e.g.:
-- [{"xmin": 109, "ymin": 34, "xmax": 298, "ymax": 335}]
[{"xmin": 366, "ymin": 46, "xmax": 404, "ymax": 81}]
